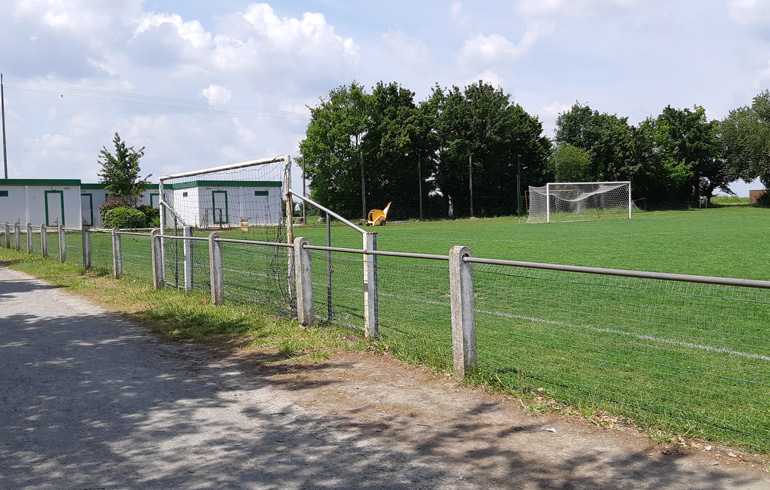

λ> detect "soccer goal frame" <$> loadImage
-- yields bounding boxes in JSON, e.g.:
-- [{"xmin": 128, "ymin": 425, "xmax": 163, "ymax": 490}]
[
  {"xmin": 158, "ymin": 155, "xmax": 293, "ymax": 242},
  {"xmin": 527, "ymin": 181, "xmax": 632, "ymax": 224}
]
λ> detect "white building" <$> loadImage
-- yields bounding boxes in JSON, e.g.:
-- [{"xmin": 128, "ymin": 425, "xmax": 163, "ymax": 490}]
[
  {"xmin": 0, "ymin": 179, "xmax": 83, "ymax": 228},
  {"xmin": 161, "ymin": 180, "xmax": 283, "ymax": 228}
]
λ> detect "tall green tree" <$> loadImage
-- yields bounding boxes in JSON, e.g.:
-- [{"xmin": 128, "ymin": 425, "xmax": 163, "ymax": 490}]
[
  {"xmin": 97, "ymin": 132, "xmax": 150, "ymax": 205},
  {"xmin": 549, "ymin": 144, "xmax": 592, "ymax": 182},
  {"xmin": 720, "ymin": 90, "xmax": 770, "ymax": 188},
  {"xmin": 554, "ymin": 103, "xmax": 633, "ymax": 181},
  {"xmin": 299, "ymin": 82, "xmax": 369, "ymax": 218}
]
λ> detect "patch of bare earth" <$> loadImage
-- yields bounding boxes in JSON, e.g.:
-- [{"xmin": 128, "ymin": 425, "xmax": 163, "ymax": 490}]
[{"xmin": 227, "ymin": 348, "xmax": 770, "ymax": 488}]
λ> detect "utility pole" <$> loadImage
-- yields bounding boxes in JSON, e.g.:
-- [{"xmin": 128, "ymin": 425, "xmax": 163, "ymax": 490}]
[
  {"xmin": 417, "ymin": 154, "xmax": 423, "ymax": 220},
  {"xmin": 359, "ymin": 135, "xmax": 366, "ymax": 222},
  {"xmin": 517, "ymin": 154, "xmax": 521, "ymax": 224},
  {"xmin": 1, "ymin": 73, "xmax": 8, "ymax": 179}
]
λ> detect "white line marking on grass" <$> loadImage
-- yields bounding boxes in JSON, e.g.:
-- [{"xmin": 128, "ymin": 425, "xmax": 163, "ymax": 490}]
[{"xmin": 479, "ymin": 309, "xmax": 770, "ymax": 362}]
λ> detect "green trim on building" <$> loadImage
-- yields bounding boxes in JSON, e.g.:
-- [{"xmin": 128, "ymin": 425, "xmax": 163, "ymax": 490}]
[
  {"xmin": 166, "ymin": 180, "xmax": 281, "ymax": 190},
  {"xmin": 44, "ymin": 190, "xmax": 65, "ymax": 227},
  {"xmin": 0, "ymin": 179, "xmax": 81, "ymax": 187},
  {"xmin": 81, "ymin": 183, "xmax": 160, "ymax": 190},
  {"xmin": 212, "ymin": 190, "xmax": 229, "ymax": 224},
  {"xmin": 81, "ymin": 193, "xmax": 94, "ymax": 227}
]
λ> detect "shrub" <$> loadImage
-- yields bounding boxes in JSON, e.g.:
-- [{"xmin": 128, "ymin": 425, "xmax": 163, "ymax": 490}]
[
  {"xmin": 756, "ymin": 191, "xmax": 770, "ymax": 208},
  {"xmin": 104, "ymin": 207, "xmax": 147, "ymax": 229},
  {"xmin": 99, "ymin": 196, "xmax": 133, "ymax": 221},
  {"xmin": 137, "ymin": 205, "xmax": 160, "ymax": 227}
]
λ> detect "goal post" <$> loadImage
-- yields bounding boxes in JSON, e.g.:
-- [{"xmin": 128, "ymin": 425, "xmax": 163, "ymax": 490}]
[
  {"xmin": 158, "ymin": 155, "xmax": 292, "ymax": 242},
  {"xmin": 527, "ymin": 181, "xmax": 631, "ymax": 224}
]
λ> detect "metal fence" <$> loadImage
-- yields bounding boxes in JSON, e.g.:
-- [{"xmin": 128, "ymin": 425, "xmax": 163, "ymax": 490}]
[{"xmin": 2, "ymin": 221, "xmax": 769, "ymax": 452}]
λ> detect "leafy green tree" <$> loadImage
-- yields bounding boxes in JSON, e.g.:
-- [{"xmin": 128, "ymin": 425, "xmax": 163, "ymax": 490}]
[
  {"xmin": 720, "ymin": 90, "xmax": 770, "ymax": 188},
  {"xmin": 550, "ymin": 144, "xmax": 592, "ymax": 182},
  {"xmin": 97, "ymin": 132, "xmax": 150, "ymax": 206},
  {"xmin": 554, "ymin": 103, "xmax": 633, "ymax": 181},
  {"xmin": 299, "ymin": 82, "xmax": 370, "ymax": 218}
]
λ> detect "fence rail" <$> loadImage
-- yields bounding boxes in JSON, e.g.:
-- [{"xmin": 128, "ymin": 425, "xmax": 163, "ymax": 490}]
[{"xmin": 2, "ymin": 221, "xmax": 769, "ymax": 453}]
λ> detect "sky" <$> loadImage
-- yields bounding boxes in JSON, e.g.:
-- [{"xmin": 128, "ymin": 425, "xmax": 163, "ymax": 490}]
[{"xmin": 1, "ymin": 0, "xmax": 769, "ymax": 196}]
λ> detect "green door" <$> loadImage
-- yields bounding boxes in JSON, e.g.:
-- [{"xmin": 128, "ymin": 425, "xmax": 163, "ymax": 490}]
[
  {"xmin": 81, "ymin": 193, "xmax": 93, "ymax": 226},
  {"xmin": 212, "ymin": 190, "xmax": 228, "ymax": 224},
  {"xmin": 45, "ymin": 190, "xmax": 65, "ymax": 227}
]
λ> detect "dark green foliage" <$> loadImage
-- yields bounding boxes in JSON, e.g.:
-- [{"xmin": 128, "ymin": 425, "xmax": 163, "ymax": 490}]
[
  {"xmin": 756, "ymin": 191, "xmax": 770, "ymax": 207},
  {"xmin": 137, "ymin": 205, "xmax": 160, "ymax": 227},
  {"xmin": 103, "ymin": 207, "xmax": 147, "ymax": 229},
  {"xmin": 97, "ymin": 132, "xmax": 151, "ymax": 206},
  {"xmin": 99, "ymin": 196, "xmax": 133, "ymax": 222}
]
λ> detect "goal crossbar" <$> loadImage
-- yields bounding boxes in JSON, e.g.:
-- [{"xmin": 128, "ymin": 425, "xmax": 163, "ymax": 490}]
[{"xmin": 529, "ymin": 181, "xmax": 631, "ymax": 223}]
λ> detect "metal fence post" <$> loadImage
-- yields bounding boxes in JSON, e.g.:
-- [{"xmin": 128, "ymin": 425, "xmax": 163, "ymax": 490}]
[
  {"xmin": 209, "ymin": 232, "xmax": 224, "ymax": 305},
  {"xmin": 363, "ymin": 231, "xmax": 379, "ymax": 339},
  {"xmin": 112, "ymin": 228, "xmax": 122, "ymax": 279},
  {"xmin": 294, "ymin": 237, "xmax": 314, "ymax": 326},
  {"xmin": 183, "ymin": 226, "xmax": 193, "ymax": 290},
  {"xmin": 151, "ymin": 229, "xmax": 164, "ymax": 289},
  {"xmin": 82, "ymin": 228, "xmax": 91, "ymax": 270},
  {"xmin": 14, "ymin": 222, "xmax": 20, "ymax": 251},
  {"xmin": 58, "ymin": 224, "xmax": 66, "ymax": 263},
  {"xmin": 41, "ymin": 224, "xmax": 47, "ymax": 258},
  {"xmin": 26, "ymin": 223, "xmax": 33, "ymax": 254},
  {"xmin": 449, "ymin": 245, "xmax": 477, "ymax": 379},
  {"xmin": 4, "ymin": 222, "xmax": 9, "ymax": 248}
]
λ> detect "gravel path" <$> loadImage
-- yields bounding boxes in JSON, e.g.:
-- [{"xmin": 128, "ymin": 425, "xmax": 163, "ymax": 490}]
[{"xmin": 1, "ymin": 264, "xmax": 768, "ymax": 489}]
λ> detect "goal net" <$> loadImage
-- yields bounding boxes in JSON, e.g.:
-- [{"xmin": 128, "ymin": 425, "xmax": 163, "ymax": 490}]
[
  {"xmin": 527, "ymin": 181, "xmax": 631, "ymax": 223},
  {"xmin": 158, "ymin": 155, "xmax": 290, "ymax": 241}
]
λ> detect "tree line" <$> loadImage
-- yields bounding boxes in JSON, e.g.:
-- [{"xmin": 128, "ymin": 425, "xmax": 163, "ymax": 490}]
[{"xmin": 299, "ymin": 81, "xmax": 770, "ymax": 219}]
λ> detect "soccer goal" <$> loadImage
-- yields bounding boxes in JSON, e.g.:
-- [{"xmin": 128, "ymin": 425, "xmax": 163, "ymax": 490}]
[
  {"xmin": 527, "ymin": 181, "xmax": 631, "ymax": 223},
  {"xmin": 158, "ymin": 155, "xmax": 291, "ymax": 241}
]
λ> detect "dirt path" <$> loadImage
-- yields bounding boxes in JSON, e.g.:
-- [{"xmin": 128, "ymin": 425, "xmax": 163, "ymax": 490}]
[{"xmin": 1, "ymin": 264, "xmax": 768, "ymax": 489}]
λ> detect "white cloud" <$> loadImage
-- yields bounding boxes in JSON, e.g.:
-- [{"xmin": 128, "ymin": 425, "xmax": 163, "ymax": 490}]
[
  {"xmin": 457, "ymin": 22, "xmax": 553, "ymax": 69},
  {"xmin": 381, "ymin": 31, "xmax": 432, "ymax": 67},
  {"xmin": 134, "ymin": 13, "xmax": 211, "ymax": 49},
  {"xmin": 515, "ymin": 0, "xmax": 637, "ymax": 19},
  {"xmin": 202, "ymin": 84, "xmax": 232, "ymax": 106},
  {"xmin": 728, "ymin": 0, "xmax": 770, "ymax": 26},
  {"xmin": 450, "ymin": 2, "xmax": 470, "ymax": 26}
]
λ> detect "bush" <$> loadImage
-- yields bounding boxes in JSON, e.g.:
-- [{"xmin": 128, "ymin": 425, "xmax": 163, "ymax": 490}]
[
  {"xmin": 756, "ymin": 191, "xmax": 770, "ymax": 207},
  {"xmin": 99, "ymin": 196, "xmax": 133, "ymax": 221},
  {"xmin": 104, "ymin": 207, "xmax": 147, "ymax": 229},
  {"xmin": 137, "ymin": 205, "xmax": 160, "ymax": 227}
]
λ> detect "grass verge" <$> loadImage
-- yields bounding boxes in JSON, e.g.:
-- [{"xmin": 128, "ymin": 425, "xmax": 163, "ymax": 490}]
[{"xmin": 0, "ymin": 247, "xmax": 367, "ymax": 363}]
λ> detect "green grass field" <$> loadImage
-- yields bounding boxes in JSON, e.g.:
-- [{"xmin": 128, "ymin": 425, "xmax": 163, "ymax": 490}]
[{"xmin": 30, "ymin": 205, "xmax": 770, "ymax": 453}]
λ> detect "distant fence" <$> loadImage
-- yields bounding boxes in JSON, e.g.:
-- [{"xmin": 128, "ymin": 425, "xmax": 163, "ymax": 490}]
[{"xmin": 2, "ymin": 221, "xmax": 770, "ymax": 453}]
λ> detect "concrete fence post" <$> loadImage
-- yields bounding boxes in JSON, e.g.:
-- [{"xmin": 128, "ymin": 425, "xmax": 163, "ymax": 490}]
[
  {"xmin": 209, "ymin": 232, "xmax": 224, "ymax": 305},
  {"xmin": 449, "ymin": 245, "xmax": 477, "ymax": 379},
  {"xmin": 41, "ymin": 224, "xmax": 47, "ymax": 258},
  {"xmin": 294, "ymin": 237, "xmax": 314, "ymax": 326},
  {"xmin": 14, "ymin": 222, "xmax": 21, "ymax": 251},
  {"xmin": 26, "ymin": 223, "xmax": 33, "ymax": 254},
  {"xmin": 183, "ymin": 226, "xmax": 193, "ymax": 290},
  {"xmin": 112, "ymin": 228, "xmax": 122, "ymax": 279},
  {"xmin": 58, "ymin": 224, "xmax": 66, "ymax": 263},
  {"xmin": 4, "ymin": 222, "xmax": 10, "ymax": 248},
  {"xmin": 363, "ymin": 231, "xmax": 379, "ymax": 339},
  {"xmin": 151, "ymin": 229, "xmax": 164, "ymax": 289},
  {"xmin": 82, "ymin": 228, "xmax": 91, "ymax": 270}
]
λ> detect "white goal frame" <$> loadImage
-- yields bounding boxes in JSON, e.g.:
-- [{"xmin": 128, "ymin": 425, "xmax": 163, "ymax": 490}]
[
  {"xmin": 528, "ymin": 181, "xmax": 632, "ymax": 224},
  {"xmin": 158, "ymin": 155, "xmax": 292, "ymax": 241}
]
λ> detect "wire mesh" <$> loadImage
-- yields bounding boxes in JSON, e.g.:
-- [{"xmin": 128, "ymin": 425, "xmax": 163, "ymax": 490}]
[
  {"xmin": 309, "ymin": 249, "xmax": 365, "ymax": 329},
  {"xmin": 89, "ymin": 232, "xmax": 114, "ymax": 275},
  {"xmin": 64, "ymin": 230, "xmax": 83, "ymax": 267},
  {"xmin": 471, "ymin": 262, "xmax": 770, "ymax": 452},
  {"xmin": 220, "ymin": 241, "xmax": 294, "ymax": 315},
  {"xmin": 377, "ymin": 256, "xmax": 453, "ymax": 370},
  {"xmin": 120, "ymin": 233, "xmax": 153, "ymax": 283},
  {"xmin": 44, "ymin": 230, "xmax": 60, "ymax": 259}
]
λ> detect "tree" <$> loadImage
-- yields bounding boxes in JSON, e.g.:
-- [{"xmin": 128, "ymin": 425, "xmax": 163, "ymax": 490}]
[
  {"xmin": 554, "ymin": 103, "xmax": 633, "ymax": 181},
  {"xmin": 97, "ymin": 132, "xmax": 150, "ymax": 206},
  {"xmin": 550, "ymin": 144, "xmax": 592, "ymax": 182},
  {"xmin": 720, "ymin": 90, "xmax": 770, "ymax": 188}
]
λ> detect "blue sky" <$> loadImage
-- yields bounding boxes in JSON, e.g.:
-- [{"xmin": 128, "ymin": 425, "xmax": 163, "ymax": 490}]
[{"xmin": 1, "ymin": 0, "xmax": 768, "ymax": 195}]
